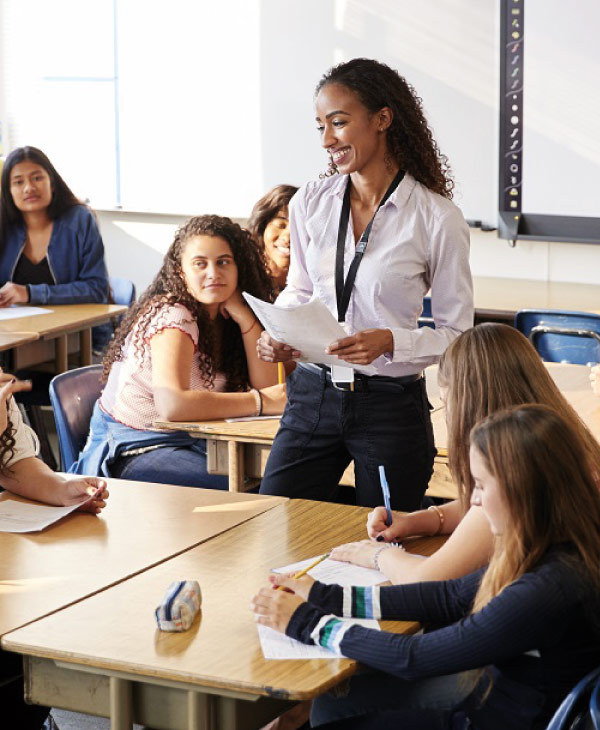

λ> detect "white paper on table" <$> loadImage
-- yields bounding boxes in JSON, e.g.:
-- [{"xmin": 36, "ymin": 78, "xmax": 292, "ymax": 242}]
[
  {"xmin": 257, "ymin": 619, "xmax": 379, "ymax": 660},
  {"xmin": 242, "ymin": 294, "xmax": 376, "ymax": 375},
  {"xmin": 0, "ymin": 306, "xmax": 52, "ymax": 321},
  {"xmin": 272, "ymin": 557, "xmax": 387, "ymax": 587},
  {"xmin": 0, "ymin": 493, "xmax": 85, "ymax": 532}
]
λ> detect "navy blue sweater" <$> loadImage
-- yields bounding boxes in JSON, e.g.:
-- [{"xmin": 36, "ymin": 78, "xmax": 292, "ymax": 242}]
[{"xmin": 287, "ymin": 550, "xmax": 600, "ymax": 730}]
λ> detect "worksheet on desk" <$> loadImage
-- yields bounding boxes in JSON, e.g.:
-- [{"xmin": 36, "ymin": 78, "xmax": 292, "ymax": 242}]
[
  {"xmin": 272, "ymin": 557, "xmax": 387, "ymax": 587},
  {"xmin": 242, "ymin": 294, "xmax": 376, "ymax": 375},
  {"xmin": 257, "ymin": 619, "xmax": 380, "ymax": 659},
  {"xmin": 0, "ymin": 306, "xmax": 52, "ymax": 320},
  {"xmin": 0, "ymin": 494, "xmax": 84, "ymax": 532}
]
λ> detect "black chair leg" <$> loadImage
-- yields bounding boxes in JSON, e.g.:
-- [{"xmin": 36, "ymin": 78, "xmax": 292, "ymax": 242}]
[{"xmin": 24, "ymin": 404, "xmax": 58, "ymax": 471}]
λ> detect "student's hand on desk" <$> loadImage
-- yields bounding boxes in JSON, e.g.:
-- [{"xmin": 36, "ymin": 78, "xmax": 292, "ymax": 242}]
[
  {"xmin": 367, "ymin": 506, "xmax": 411, "ymax": 542},
  {"xmin": 268, "ymin": 572, "xmax": 315, "ymax": 600},
  {"xmin": 251, "ymin": 584, "xmax": 306, "ymax": 634},
  {"xmin": 330, "ymin": 540, "xmax": 382, "ymax": 570},
  {"xmin": 0, "ymin": 282, "xmax": 29, "ymax": 306},
  {"xmin": 259, "ymin": 383, "xmax": 287, "ymax": 415},
  {"xmin": 0, "ymin": 370, "xmax": 32, "ymax": 436},
  {"xmin": 327, "ymin": 328, "xmax": 393, "ymax": 365},
  {"xmin": 62, "ymin": 477, "xmax": 109, "ymax": 514},
  {"xmin": 257, "ymin": 331, "xmax": 301, "ymax": 363},
  {"xmin": 591, "ymin": 365, "xmax": 600, "ymax": 398}
]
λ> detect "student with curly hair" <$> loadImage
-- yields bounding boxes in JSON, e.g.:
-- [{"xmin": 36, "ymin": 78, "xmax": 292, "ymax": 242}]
[
  {"xmin": 247, "ymin": 184, "xmax": 298, "ymax": 295},
  {"xmin": 258, "ymin": 58, "xmax": 473, "ymax": 509},
  {"xmin": 70, "ymin": 215, "xmax": 286, "ymax": 487},
  {"xmin": 0, "ymin": 370, "xmax": 108, "ymax": 730},
  {"xmin": 253, "ymin": 405, "xmax": 600, "ymax": 729}
]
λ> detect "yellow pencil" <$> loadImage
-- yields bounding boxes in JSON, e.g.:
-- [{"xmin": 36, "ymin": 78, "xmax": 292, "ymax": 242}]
[
  {"xmin": 277, "ymin": 362, "xmax": 285, "ymax": 384},
  {"xmin": 276, "ymin": 553, "xmax": 330, "ymax": 590}
]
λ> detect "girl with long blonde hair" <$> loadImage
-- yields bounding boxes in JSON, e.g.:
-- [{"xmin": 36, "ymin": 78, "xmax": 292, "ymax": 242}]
[
  {"xmin": 330, "ymin": 323, "xmax": 600, "ymax": 583},
  {"xmin": 252, "ymin": 405, "xmax": 600, "ymax": 729}
]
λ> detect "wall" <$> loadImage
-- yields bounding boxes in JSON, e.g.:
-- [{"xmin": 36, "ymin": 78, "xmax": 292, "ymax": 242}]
[{"xmin": 98, "ymin": 211, "xmax": 600, "ymax": 297}]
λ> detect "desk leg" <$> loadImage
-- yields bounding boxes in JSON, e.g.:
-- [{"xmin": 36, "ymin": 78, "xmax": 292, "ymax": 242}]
[
  {"xmin": 227, "ymin": 441, "xmax": 244, "ymax": 492},
  {"xmin": 110, "ymin": 676, "xmax": 133, "ymax": 730},
  {"xmin": 80, "ymin": 328, "xmax": 92, "ymax": 366},
  {"xmin": 55, "ymin": 335, "xmax": 68, "ymax": 373},
  {"xmin": 187, "ymin": 690, "xmax": 213, "ymax": 730}
]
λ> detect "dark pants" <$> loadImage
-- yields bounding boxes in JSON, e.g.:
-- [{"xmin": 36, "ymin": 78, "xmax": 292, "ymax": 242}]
[
  {"xmin": 259, "ymin": 365, "xmax": 436, "ymax": 510},
  {"xmin": 110, "ymin": 442, "xmax": 229, "ymax": 490}
]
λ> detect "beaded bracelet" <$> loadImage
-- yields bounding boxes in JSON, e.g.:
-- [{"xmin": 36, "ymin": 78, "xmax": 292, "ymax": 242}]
[
  {"xmin": 372, "ymin": 543, "xmax": 404, "ymax": 572},
  {"xmin": 250, "ymin": 388, "xmax": 263, "ymax": 417},
  {"xmin": 428, "ymin": 504, "xmax": 445, "ymax": 536}
]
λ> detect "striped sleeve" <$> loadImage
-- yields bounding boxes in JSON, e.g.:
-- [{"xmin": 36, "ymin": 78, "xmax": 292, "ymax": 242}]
[{"xmin": 308, "ymin": 582, "xmax": 381, "ymax": 619}]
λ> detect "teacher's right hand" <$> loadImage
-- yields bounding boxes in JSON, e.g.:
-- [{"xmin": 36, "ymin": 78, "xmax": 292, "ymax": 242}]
[{"xmin": 256, "ymin": 330, "xmax": 300, "ymax": 363}]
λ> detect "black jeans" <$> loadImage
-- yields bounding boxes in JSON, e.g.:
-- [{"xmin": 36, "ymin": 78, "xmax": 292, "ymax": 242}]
[
  {"xmin": 0, "ymin": 650, "xmax": 49, "ymax": 730},
  {"xmin": 259, "ymin": 365, "xmax": 436, "ymax": 510}
]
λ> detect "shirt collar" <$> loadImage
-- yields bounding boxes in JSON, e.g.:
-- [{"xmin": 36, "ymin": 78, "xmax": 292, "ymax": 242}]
[{"xmin": 328, "ymin": 171, "xmax": 416, "ymax": 210}]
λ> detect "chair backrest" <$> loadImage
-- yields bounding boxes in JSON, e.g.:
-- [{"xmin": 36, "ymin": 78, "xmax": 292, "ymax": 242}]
[
  {"xmin": 546, "ymin": 666, "xmax": 600, "ymax": 729},
  {"xmin": 49, "ymin": 365, "xmax": 103, "ymax": 471},
  {"xmin": 109, "ymin": 276, "xmax": 136, "ymax": 307},
  {"xmin": 418, "ymin": 296, "xmax": 436, "ymax": 328},
  {"xmin": 515, "ymin": 309, "xmax": 600, "ymax": 365}
]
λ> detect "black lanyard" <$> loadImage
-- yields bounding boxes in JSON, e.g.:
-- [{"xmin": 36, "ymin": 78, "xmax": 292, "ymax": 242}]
[{"xmin": 335, "ymin": 169, "xmax": 405, "ymax": 323}]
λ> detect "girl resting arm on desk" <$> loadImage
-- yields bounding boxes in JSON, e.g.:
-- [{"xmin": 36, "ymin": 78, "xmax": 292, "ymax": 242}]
[
  {"xmin": 329, "ymin": 323, "xmax": 600, "ymax": 583},
  {"xmin": 70, "ymin": 215, "xmax": 286, "ymax": 488},
  {"xmin": 0, "ymin": 145, "xmax": 111, "ymax": 351},
  {"xmin": 0, "ymin": 371, "xmax": 107, "ymax": 512},
  {"xmin": 253, "ymin": 405, "xmax": 600, "ymax": 730}
]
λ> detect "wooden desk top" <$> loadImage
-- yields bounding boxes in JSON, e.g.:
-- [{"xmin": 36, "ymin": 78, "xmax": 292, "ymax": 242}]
[
  {"xmin": 0, "ymin": 303, "xmax": 127, "ymax": 337},
  {"xmin": 0, "ymin": 330, "xmax": 39, "ymax": 352},
  {"xmin": 473, "ymin": 277, "xmax": 600, "ymax": 319},
  {"xmin": 0, "ymin": 479, "xmax": 283, "ymax": 636},
  {"xmin": 3, "ymin": 500, "xmax": 443, "ymax": 701}
]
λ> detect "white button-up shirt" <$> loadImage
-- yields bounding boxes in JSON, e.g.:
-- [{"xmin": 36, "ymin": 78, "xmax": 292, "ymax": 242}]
[{"xmin": 277, "ymin": 172, "xmax": 473, "ymax": 377}]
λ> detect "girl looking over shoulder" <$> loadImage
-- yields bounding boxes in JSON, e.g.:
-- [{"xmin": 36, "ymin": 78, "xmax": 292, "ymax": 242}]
[
  {"xmin": 330, "ymin": 323, "xmax": 600, "ymax": 583},
  {"xmin": 248, "ymin": 184, "xmax": 298, "ymax": 295},
  {"xmin": 70, "ymin": 215, "xmax": 286, "ymax": 487},
  {"xmin": 253, "ymin": 405, "xmax": 600, "ymax": 729}
]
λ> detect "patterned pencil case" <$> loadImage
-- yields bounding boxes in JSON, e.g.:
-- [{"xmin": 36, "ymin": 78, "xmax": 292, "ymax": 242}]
[{"xmin": 155, "ymin": 580, "xmax": 202, "ymax": 632}]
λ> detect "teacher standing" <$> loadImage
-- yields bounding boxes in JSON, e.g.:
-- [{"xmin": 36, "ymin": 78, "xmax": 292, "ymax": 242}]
[{"xmin": 258, "ymin": 58, "xmax": 473, "ymax": 510}]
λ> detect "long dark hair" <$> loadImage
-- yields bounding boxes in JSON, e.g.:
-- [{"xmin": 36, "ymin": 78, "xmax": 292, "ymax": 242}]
[
  {"xmin": 247, "ymin": 184, "xmax": 298, "ymax": 245},
  {"xmin": 0, "ymin": 146, "xmax": 82, "ymax": 244},
  {"xmin": 103, "ymin": 215, "xmax": 274, "ymax": 391},
  {"xmin": 315, "ymin": 58, "xmax": 454, "ymax": 198}
]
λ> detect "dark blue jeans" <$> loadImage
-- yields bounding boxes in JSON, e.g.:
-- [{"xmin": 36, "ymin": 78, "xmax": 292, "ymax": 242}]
[
  {"xmin": 259, "ymin": 365, "xmax": 436, "ymax": 510},
  {"xmin": 110, "ymin": 442, "xmax": 229, "ymax": 490}
]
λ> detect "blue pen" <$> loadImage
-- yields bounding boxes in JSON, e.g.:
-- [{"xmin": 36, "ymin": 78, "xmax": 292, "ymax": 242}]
[{"xmin": 378, "ymin": 465, "xmax": 392, "ymax": 527}]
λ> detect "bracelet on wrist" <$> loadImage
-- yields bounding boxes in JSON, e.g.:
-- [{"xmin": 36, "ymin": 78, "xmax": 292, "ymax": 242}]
[
  {"xmin": 372, "ymin": 543, "xmax": 403, "ymax": 572},
  {"xmin": 427, "ymin": 504, "xmax": 445, "ymax": 536},
  {"xmin": 240, "ymin": 317, "xmax": 258, "ymax": 335},
  {"xmin": 250, "ymin": 388, "xmax": 263, "ymax": 417}
]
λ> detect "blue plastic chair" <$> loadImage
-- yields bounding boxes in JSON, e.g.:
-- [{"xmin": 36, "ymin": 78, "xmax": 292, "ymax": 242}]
[
  {"xmin": 109, "ymin": 276, "xmax": 136, "ymax": 306},
  {"xmin": 515, "ymin": 309, "xmax": 600, "ymax": 365},
  {"xmin": 49, "ymin": 365, "xmax": 103, "ymax": 471},
  {"xmin": 418, "ymin": 296, "xmax": 435, "ymax": 328},
  {"xmin": 546, "ymin": 666, "xmax": 600, "ymax": 729}
]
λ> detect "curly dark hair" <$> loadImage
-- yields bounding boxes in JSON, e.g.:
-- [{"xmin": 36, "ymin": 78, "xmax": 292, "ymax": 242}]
[
  {"xmin": 315, "ymin": 58, "xmax": 454, "ymax": 198},
  {"xmin": 0, "ymin": 146, "xmax": 82, "ymax": 245},
  {"xmin": 247, "ymin": 184, "xmax": 299, "ymax": 246},
  {"xmin": 0, "ymin": 414, "xmax": 16, "ymax": 475},
  {"xmin": 102, "ymin": 215, "xmax": 274, "ymax": 391}
]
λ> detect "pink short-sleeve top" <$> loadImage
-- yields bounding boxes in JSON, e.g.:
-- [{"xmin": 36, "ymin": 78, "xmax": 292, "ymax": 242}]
[{"xmin": 100, "ymin": 303, "xmax": 226, "ymax": 430}]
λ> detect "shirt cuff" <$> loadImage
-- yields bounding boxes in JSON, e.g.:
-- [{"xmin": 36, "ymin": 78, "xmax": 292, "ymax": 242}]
[{"xmin": 387, "ymin": 327, "xmax": 414, "ymax": 363}]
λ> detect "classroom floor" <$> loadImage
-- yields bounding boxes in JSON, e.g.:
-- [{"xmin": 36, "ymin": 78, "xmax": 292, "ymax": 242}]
[{"xmin": 51, "ymin": 709, "xmax": 145, "ymax": 729}]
